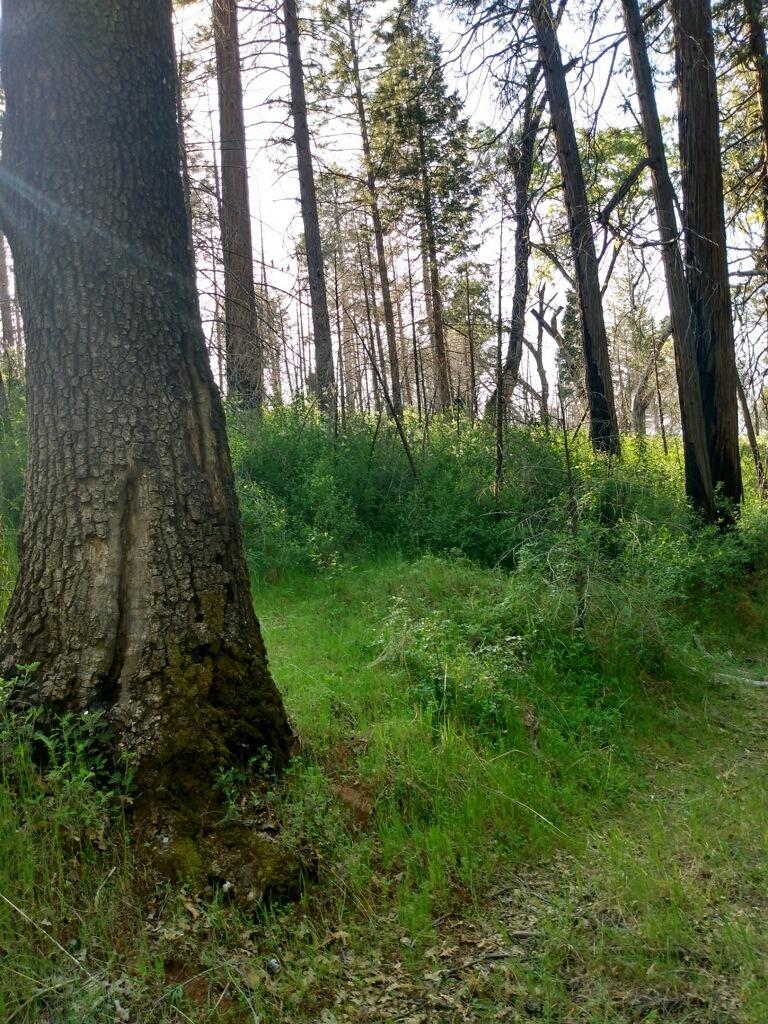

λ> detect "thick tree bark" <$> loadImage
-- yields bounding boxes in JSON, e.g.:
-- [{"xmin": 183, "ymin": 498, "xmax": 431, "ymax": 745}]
[
  {"xmin": 530, "ymin": 0, "xmax": 620, "ymax": 454},
  {"xmin": 621, "ymin": 0, "xmax": 715, "ymax": 517},
  {"xmin": 346, "ymin": 5, "xmax": 402, "ymax": 415},
  {"xmin": 213, "ymin": 0, "xmax": 263, "ymax": 407},
  {"xmin": 0, "ymin": 0, "xmax": 293, "ymax": 825},
  {"xmin": 671, "ymin": 0, "xmax": 743, "ymax": 509},
  {"xmin": 283, "ymin": 0, "xmax": 335, "ymax": 412},
  {"xmin": 418, "ymin": 126, "xmax": 451, "ymax": 412}
]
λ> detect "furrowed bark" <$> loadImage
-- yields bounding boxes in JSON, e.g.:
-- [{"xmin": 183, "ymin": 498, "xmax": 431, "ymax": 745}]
[
  {"xmin": 671, "ymin": 0, "xmax": 743, "ymax": 510},
  {"xmin": 621, "ymin": 0, "xmax": 715, "ymax": 518},
  {"xmin": 0, "ymin": 0, "xmax": 294, "ymax": 829}
]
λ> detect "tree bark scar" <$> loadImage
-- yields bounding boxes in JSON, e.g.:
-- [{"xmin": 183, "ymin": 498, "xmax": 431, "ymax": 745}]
[
  {"xmin": 0, "ymin": 0, "xmax": 295, "ymax": 810},
  {"xmin": 180, "ymin": 346, "xmax": 224, "ymax": 512},
  {"xmin": 102, "ymin": 468, "xmax": 142, "ymax": 708}
]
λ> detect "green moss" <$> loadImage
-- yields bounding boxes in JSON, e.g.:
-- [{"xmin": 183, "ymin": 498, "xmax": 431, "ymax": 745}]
[{"xmin": 153, "ymin": 835, "xmax": 204, "ymax": 883}]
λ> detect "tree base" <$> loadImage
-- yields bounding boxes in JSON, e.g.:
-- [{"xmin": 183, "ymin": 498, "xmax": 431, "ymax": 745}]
[{"xmin": 151, "ymin": 823, "xmax": 303, "ymax": 905}]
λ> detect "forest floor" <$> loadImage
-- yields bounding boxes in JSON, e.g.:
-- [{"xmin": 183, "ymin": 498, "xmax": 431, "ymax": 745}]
[
  {"xmin": 2, "ymin": 558, "xmax": 768, "ymax": 1022},
  {"xmin": 240, "ymin": 564, "xmax": 768, "ymax": 1024}
]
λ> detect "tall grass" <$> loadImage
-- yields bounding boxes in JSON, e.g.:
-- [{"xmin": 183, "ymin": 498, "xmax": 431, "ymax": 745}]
[{"xmin": 1, "ymin": 406, "xmax": 768, "ymax": 1020}]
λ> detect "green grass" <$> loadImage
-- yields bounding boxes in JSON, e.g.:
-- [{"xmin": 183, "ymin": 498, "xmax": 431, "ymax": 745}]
[
  {"xmin": 2, "ymin": 553, "xmax": 766, "ymax": 1021},
  {"xmin": 2, "ymin": 408, "xmax": 768, "ymax": 1021}
]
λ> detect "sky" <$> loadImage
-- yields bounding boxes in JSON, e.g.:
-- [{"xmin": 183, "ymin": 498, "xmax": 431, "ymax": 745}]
[{"xmin": 171, "ymin": 0, "xmax": 760, "ymax": 409}]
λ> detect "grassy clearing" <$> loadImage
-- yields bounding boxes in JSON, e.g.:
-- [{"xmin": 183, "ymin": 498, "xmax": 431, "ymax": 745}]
[
  {"xmin": 1, "ymin": 552, "xmax": 767, "ymax": 1021},
  {"xmin": 2, "ymin": 410, "xmax": 768, "ymax": 1020}
]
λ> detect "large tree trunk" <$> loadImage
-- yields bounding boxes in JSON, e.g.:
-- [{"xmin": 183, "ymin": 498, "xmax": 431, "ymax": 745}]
[
  {"xmin": 283, "ymin": 0, "xmax": 335, "ymax": 412},
  {"xmin": 621, "ymin": 0, "xmax": 715, "ymax": 518},
  {"xmin": 671, "ymin": 0, "xmax": 743, "ymax": 509},
  {"xmin": 0, "ymin": 0, "xmax": 293, "ymax": 832},
  {"xmin": 213, "ymin": 0, "xmax": 263, "ymax": 407},
  {"xmin": 346, "ymin": 5, "xmax": 403, "ymax": 416},
  {"xmin": 530, "ymin": 0, "xmax": 620, "ymax": 454}
]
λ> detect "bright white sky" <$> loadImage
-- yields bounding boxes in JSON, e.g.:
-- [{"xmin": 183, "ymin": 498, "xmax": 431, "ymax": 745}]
[
  {"xmin": 172, "ymin": 0, "xmax": 630, "ymax": 396},
  {"xmin": 171, "ymin": 1, "xmax": 758, "ymax": 406}
]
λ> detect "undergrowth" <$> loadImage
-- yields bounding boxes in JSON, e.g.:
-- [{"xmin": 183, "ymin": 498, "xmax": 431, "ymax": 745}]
[{"xmin": 1, "ymin": 407, "xmax": 767, "ymax": 1020}]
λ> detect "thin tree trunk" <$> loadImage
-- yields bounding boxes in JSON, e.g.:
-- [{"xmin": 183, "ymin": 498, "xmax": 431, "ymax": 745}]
[
  {"xmin": 390, "ymin": 255, "xmax": 414, "ymax": 407},
  {"xmin": 346, "ymin": 4, "xmax": 402, "ymax": 414},
  {"xmin": 356, "ymin": 233, "xmax": 382, "ymax": 411},
  {"xmin": 364, "ymin": 226, "xmax": 390, "ymax": 403},
  {"xmin": 418, "ymin": 124, "xmax": 451, "ymax": 411},
  {"xmin": 175, "ymin": 42, "xmax": 195, "ymax": 262},
  {"xmin": 0, "ymin": 0, "xmax": 293, "ymax": 831},
  {"xmin": 530, "ymin": 0, "xmax": 619, "ymax": 454},
  {"xmin": 0, "ymin": 364, "xmax": 9, "ymax": 433},
  {"xmin": 744, "ymin": 0, "xmax": 768, "ymax": 295},
  {"xmin": 621, "ymin": 0, "xmax": 715, "ymax": 515},
  {"xmin": 406, "ymin": 238, "xmax": 423, "ymax": 421},
  {"xmin": 629, "ymin": 327, "xmax": 670, "ymax": 436},
  {"xmin": 465, "ymin": 266, "xmax": 477, "ymax": 424},
  {"xmin": 653, "ymin": 345, "xmax": 668, "ymax": 456},
  {"xmin": 419, "ymin": 218, "xmax": 435, "ymax": 357},
  {"xmin": 213, "ymin": 0, "xmax": 263, "ymax": 407},
  {"xmin": 282, "ymin": 0, "xmax": 335, "ymax": 411},
  {"xmin": 0, "ymin": 236, "xmax": 17, "ymax": 360},
  {"xmin": 487, "ymin": 68, "xmax": 543, "ymax": 419},
  {"xmin": 737, "ymin": 374, "xmax": 765, "ymax": 490},
  {"xmin": 494, "ymin": 211, "xmax": 505, "ymax": 499},
  {"xmin": 671, "ymin": 0, "xmax": 743, "ymax": 510}
]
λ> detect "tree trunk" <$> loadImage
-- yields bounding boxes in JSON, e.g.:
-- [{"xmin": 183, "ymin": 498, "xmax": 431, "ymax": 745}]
[
  {"xmin": 629, "ymin": 326, "xmax": 670, "ymax": 437},
  {"xmin": 486, "ymin": 71, "xmax": 543, "ymax": 421},
  {"xmin": 0, "ymin": 235, "xmax": 17, "ymax": 358},
  {"xmin": 737, "ymin": 373, "xmax": 765, "ymax": 490},
  {"xmin": 530, "ymin": 0, "xmax": 619, "ymax": 454},
  {"xmin": 418, "ymin": 125, "xmax": 451, "ymax": 412},
  {"xmin": 213, "ymin": 0, "xmax": 263, "ymax": 407},
  {"xmin": 346, "ymin": 5, "xmax": 402, "ymax": 415},
  {"xmin": 406, "ymin": 239, "xmax": 423, "ymax": 420},
  {"xmin": 465, "ymin": 266, "xmax": 477, "ymax": 423},
  {"xmin": 0, "ymin": 0, "xmax": 293, "ymax": 830},
  {"xmin": 0, "ymin": 363, "xmax": 9, "ymax": 433},
  {"xmin": 621, "ymin": 0, "xmax": 715, "ymax": 517},
  {"xmin": 744, "ymin": 0, "xmax": 768, "ymax": 318},
  {"xmin": 283, "ymin": 0, "xmax": 335, "ymax": 412},
  {"xmin": 494, "ymin": 211, "xmax": 505, "ymax": 498},
  {"xmin": 671, "ymin": 0, "xmax": 743, "ymax": 510}
]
